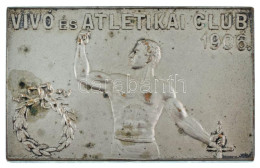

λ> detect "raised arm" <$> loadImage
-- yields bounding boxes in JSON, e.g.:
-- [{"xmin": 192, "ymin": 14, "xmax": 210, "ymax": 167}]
[
  {"xmin": 74, "ymin": 30, "xmax": 111, "ymax": 91},
  {"xmin": 164, "ymin": 91, "xmax": 218, "ymax": 148}
]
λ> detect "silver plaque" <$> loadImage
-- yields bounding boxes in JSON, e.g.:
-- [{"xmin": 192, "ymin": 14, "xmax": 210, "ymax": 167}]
[{"xmin": 6, "ymin": 7, "xmax": 254, "ymax": 161}]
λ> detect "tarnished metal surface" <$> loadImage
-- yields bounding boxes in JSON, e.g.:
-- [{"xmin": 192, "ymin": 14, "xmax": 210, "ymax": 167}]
[{"xmin": 6, "ymin": 7, "xmax": 254, "ymax": 161}]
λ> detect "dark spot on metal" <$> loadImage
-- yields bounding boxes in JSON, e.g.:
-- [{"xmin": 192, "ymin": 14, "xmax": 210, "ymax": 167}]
[
  {"xmin": 18, "ymin": 45, "xmax": 30, "ymax": 54},
  {"xmin": 83, "ymin": 84, "xmax": 91, "ymax": 90},
  {"xmin": 85, "ymin": 142, "xmax": 95, "ymax": 148},
  {"xmin": 144, "ymin": 92, "xmax": 152, "ymax": 102},
  {"xmin": 177, "ymin": 108, "xmax": 181, "ymax": 112},
  {"xmin": 27, "ymin": 103, "xmax": 48, "ymax": 119},
  {"xmin": 178, "ymin": 128, "xmax": 185, "ymax": 135},
  {"xmin": 130, "ymin": 19, "xmax": 135, "ymax": 24},
  {"xmin": 82, "ymin": 153, "xmax": 88, "ymax": 159},
  {"xmin": 29, "ymin": 105, "xmax": 38, "ymax": 116},
  {"xmin": 103, "ymin": 92, "xmax": 109, "ymax": 98},
  {"xmin": 126, "ymin": 132, "xmax": 131, "ymax": 136},
  {"xmin": 108, "ymin": 31, "xmax": 114, "ymax": 38},
  {"xmin": 19, "ymin": 81, "xmax": 26, "ymax": 89}
]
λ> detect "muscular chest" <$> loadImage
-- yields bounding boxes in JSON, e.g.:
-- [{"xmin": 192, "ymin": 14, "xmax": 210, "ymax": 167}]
[{"xmin": 110, "ymin": 90, "xmax": 163, "ymax": 107}]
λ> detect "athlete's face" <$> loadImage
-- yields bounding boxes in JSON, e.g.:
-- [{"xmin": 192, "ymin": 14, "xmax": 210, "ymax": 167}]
[{"xmin": 129, "ymin": 43, "xmax": 149, "ymax": 69}]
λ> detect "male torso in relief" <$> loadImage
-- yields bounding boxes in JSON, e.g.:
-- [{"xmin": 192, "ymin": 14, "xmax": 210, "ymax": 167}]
[
  {"xmin": 106, "ymin": 74, "xmax": 167, "ymax": 143},
  {"xmin": 88, "ymin": 72, "xmax": 169, "ymax": 159}
]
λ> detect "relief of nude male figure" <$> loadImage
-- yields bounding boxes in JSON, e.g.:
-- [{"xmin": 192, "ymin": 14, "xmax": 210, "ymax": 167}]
[{"xmin": 74, "ymin": 30, "xmax": 221, "ymax": 159}]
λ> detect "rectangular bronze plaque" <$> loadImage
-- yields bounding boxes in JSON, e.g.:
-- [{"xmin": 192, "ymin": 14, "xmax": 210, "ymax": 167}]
[{"xmin": 6, "ymin": 7, "xmax": 254, "ymax": 161}]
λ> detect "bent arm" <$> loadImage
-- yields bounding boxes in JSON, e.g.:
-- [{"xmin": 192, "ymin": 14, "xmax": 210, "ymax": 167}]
[
  {"xmin": 165, "ymin": 96, "xmax": 212, "ymax": 145},
  {"xmin": 74, "ymin": 31, "xmax": 111, "ymax": 91}
]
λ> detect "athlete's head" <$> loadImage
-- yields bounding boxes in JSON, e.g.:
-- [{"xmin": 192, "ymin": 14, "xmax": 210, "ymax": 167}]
[{"xmin": 129, "ymin": 39, "xmax": 161, "ymax": 69}]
